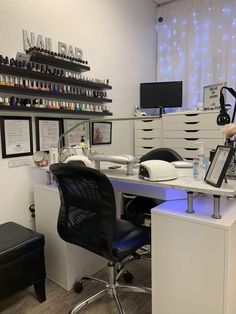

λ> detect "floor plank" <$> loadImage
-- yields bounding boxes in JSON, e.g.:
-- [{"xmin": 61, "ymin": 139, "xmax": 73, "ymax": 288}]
[{"xmin": 0, "ymin": 259, "xmax": 151, "ymax": 314}]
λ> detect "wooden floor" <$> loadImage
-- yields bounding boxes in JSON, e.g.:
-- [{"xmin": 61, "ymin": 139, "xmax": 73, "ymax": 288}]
[{"xmin": 0, "ymin": 259, "xmax": 151, "ymax": 314}]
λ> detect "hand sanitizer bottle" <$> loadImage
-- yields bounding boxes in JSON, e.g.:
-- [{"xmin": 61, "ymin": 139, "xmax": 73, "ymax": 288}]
[{"xmin": 193, "ymin": 142, "xmax": 206, "ymax": 180}]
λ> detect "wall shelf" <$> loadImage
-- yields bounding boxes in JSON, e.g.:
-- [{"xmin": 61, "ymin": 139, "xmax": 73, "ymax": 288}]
[
  {"xmin": 0, "ymin": 65, "xmax": 111, "ymax": 90},
  {"xmin": 29, "ymin": 53, "xmax": 90, "ymax": 72},
  {"xmin": 0, "ymin": 85, "xmax": 112, "ymax": 104},
  {"xmin": 0, "ymin": 105, "xmax": 112, "ymax": 116}
]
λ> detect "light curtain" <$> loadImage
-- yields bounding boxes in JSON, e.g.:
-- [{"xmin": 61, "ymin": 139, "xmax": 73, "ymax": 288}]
[{"xmin": 156, "ymin": 0, "xmax": 236, "ymax": 110}]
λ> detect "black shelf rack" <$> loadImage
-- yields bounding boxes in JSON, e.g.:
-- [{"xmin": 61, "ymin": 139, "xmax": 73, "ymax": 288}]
[
  {"xmin": 0, "ymin": 105, "xmax": 113, "ymax": 116},
  {"xmin": 29, "ymin": 52, "xmax": 90, "ymax": 72},
  {"xmin": 0, "ymin": 65, "xmax": 112, "ymax": 90},
  {"xmin": 0, "ymin": 85, "xmax": 112, "ymax": 104}
]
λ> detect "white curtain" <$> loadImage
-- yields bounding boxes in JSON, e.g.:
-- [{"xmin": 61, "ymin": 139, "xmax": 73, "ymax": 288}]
[{"xmin": 156, "ymin": 0, "xmax": 236, "ymax": 111}]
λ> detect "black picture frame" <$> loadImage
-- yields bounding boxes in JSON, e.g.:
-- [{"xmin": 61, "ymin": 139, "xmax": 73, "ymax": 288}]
[
  {"xmin": 0, "ymin": 116, "xmax": 33, "ymax": 158},
  {"xmin": 35, "ymin": 117, "xmax": 63, "ymax": 152},
  {"xmin": 91, "ymin": 122, "xmax": 112, "ymax": 145},
  {"xmin": 204, "ymin": 145, "xmax": 234, "ymax": 187}
]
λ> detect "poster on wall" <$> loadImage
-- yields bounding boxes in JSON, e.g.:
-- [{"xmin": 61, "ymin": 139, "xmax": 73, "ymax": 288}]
[
  {"xmin": 91, "ymin": 122, "xmax": 112, "ymax": 145},
  {"xmin": 0, "ymin": 116, "xmax": 33, "ymax": 158},
  {"xmin": 203, "ymin": 82, "xmax": 226, "ymax": 110},
  {"xmin": 35, "ymin": 118, "xmax": 63, "ymax": 152}
]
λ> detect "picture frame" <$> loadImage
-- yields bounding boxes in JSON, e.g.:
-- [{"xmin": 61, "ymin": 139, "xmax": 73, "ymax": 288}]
[
  {"xmin": 203, "ymin": 82, "xmax": 226, "ymax": 110},
  {"xmin": 0, "ymin": 116, "xmax": 33, "ymax": 158},
  {"xmin": 35, "ymin": 117, "xmax": 63, "ymax": 152},
  {"xmin": 204, "ymin": 145, "xmax": 234, "ymax": 187},
  {"xmin": 91, "ymin": 122, "xmax": 112, "ymax": 145}
]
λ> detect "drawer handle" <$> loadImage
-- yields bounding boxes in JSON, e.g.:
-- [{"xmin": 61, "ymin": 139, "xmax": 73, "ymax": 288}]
[
  {"xmin": 142, "ymin": 119, "xmax": 154, "ymax": 122},
  {"xmin": 184, "ymin": 138, "xmax": 199, "ymax": 141},
  {"xmin": 185, "ymin": 114, "xmax": 199, "ymax": 117},
  {"xmin": 142, "ymin": 138, "xmax": 154, "ymax": 140},
  {"xmin": 185, "ymin": 130, "xmax": 199, "ymax": 133},
  {"xmin": 184, "ymin": 122, "xmax": 199, "ymax": 125},
  {"xmin": 184, "ymin": 158, "xmax": 193, "ymax": 160},
  {"xmin": 143, "ymin": 129, "xmax": 153, "ymax": 131},
  {"xmin": 142, "ymin": 146, "xmax": 153, "ymax": 149},
  {"xmin": 184, "ymin": 148, "xmax": 198, "ymax": 151}
]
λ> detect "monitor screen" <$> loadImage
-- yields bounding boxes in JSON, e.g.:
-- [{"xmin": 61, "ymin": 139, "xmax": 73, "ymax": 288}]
[{"xmin": 140, "ymin": 81, "xmax": 183, "ymax": 109}]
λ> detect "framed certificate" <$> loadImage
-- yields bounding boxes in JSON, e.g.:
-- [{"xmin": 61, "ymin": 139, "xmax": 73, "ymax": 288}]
[
  {"xmin": 35, "ymin": 117, "xmax": 63, "ymax": 152},
  {"xmin": 0, "ymin": 116, "xmax": 33, "ymax": 158},
  {"xmin": 204, "ymin": 145, "xmax": 234, "ymax": 187},
  {"xmin": 91, "ymin": 122, "xmax": 112, "ymax": 145}
]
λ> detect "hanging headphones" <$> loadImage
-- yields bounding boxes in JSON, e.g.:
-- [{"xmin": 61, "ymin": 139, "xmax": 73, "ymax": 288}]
[{"xmin": 217, "ymin": 87, "xmax": 231, "ymax": 125}]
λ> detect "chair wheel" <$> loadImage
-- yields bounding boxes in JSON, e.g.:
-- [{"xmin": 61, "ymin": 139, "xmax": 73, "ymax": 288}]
[
  {"xmin": 123, "ymin": 271, "xmax": 133, "ymax": 283},
  {"xmin": 73, "ymin": 281, "xmax": 83, "ymax": 293}
]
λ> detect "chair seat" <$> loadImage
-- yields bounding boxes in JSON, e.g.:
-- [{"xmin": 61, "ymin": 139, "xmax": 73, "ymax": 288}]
[
  {"xmin": 0, "ymin": 222, "xmax": 45, "ymax": 265},
  {"xmin": 112, "ymin": 219, "xmax": 151, "ymax": 261}
]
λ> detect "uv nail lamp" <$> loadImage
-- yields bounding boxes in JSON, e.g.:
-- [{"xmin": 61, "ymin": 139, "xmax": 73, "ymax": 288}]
[{"xmin": 139, "ymin": 160, "xmax": 178, "ymax": 181}]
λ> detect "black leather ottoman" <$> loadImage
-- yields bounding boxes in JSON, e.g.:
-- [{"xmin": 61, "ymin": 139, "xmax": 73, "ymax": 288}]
[{"xmin": 0, "ymin": 222, "xmax": 46, "ymax": 302}]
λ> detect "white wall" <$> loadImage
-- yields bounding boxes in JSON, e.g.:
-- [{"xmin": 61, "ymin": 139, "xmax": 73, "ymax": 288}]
[{"xmin": 0, "ymin": 0, "xmax": 157, "ymax": 227}]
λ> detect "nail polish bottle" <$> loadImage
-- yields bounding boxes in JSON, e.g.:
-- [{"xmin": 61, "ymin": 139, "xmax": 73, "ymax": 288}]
[
  {"xmin": 4, "ymin": 56, "xmax": 9, "ymax": 66},
  {"xmin": 16, "ymin": 98, "xmax": 21, "ymax": 107},
  {"xmin": 10, "ymin": 96, "xmax": 16, "ymax": 107},
  {"xmin": 32, "ymin": 63, "xmax": 36, "ymax": 71},
  {"xmin": 4, "ymin": 97, "xmax": 10, "ymax": 106},
  {"xmin": 22, "ymin": 60, "xmax": 27, "ymax": 69},
  {"xmin": 25, "ymin": 98, "xmax": 31, "ymax": 107},
  {"xmin": 0, "ymin": 75, "xmax": 4, "ymax": 85},
  {"xmin": 0, "ymin": 97, "xmax": 4, "ymax": 105}
]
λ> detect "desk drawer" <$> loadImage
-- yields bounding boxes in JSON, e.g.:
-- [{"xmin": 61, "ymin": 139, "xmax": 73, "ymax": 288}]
[
  {"xmin": 163, "ymin": 112, "xmax": 219, "ymax": 124},
  {"xmin": 163, "ymin": 138, "xmax": 223, "ymax": 149},
  {"xmin": 163, "ymin": 121, "xmax": 221, "ymax": 131},
  {"xmin": 135, "ymin": 118, "xmax": 161, "ymax": 130},
  {"xmin": 135, "ymin": 145, "xmax": 161, "ymax": 157},
  {"xmin": 174, "ymin": 147, "xmax": 212, "ymax": 159},
  {"xmin": 136, "ymin": 129, "xmax": 161, "ymax": 138},
  {"xmin": 136, "ymin": 138, "xmax": 161, "ymax": 147},
  {"xmin": 163, "ymin": 130, "xmax": 223, "ymax": 139}
]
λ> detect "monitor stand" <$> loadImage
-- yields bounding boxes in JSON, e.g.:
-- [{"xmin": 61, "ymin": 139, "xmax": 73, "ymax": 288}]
[{"xmin": 159, "ymin": 106, "xmax": 165, "ymax": 117}]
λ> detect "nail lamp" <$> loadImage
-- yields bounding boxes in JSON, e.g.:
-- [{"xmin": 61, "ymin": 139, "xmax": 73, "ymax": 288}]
[{"xmin": 139, "ymin": 160, "xmax": 178, "ymax": 182}]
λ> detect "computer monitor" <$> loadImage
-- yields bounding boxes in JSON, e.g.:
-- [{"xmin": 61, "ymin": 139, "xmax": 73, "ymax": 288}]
[{"xmin": 140, "ymin": 81, "xmax": 183, "ymax": 110}]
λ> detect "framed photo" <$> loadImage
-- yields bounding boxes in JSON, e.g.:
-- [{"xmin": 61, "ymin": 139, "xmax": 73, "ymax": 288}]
[
  {"xmin": 91, "ymin": 122, "xmax": 112, "ymax": 145},
  {"xmin": 0, "ymin": 116, "xmax": 33, "ymax": 158},
  {"xmin": 204, "ymin": 145, "xmax": 234, "ymax": 187},
  {"xmin": 35, "ymin": 117, "xmax": 63, "ymax": 152},
  {"xmin": 63, "ymin": 119, "xmax": 89, "ymax": 146},
  {"xmin": 203, "ymin": 82, "xmax": 226, "ymax": 110}
]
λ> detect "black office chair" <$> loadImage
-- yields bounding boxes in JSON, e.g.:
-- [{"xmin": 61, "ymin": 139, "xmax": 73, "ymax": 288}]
[
  {"xmin": 123, "ymin": 148, "xmax": 183, "ymax": 225},
  {"xmin": 50, "ymin": 163, "xmax": 151, "ymax": 314},
  {"xmin": 140, "ymin": 147, "xmax": 183, "ymax": 163}
]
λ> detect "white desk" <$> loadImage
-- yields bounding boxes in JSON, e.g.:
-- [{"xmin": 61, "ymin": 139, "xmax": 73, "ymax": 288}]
[{"xmin": 33, "ymin": 166, "xmax": 236, "ymax": 313}]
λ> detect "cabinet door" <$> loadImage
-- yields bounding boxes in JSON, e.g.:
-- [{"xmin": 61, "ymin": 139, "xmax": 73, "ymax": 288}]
[{"xmin": 152, "ymin": 213, "xmax": 225, "ymax": 314}]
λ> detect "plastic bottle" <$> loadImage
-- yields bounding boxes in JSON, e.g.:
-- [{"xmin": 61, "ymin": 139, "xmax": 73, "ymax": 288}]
[{"xmin": 193, "ymin": 142, "xmax": 206, "ymax": 180}]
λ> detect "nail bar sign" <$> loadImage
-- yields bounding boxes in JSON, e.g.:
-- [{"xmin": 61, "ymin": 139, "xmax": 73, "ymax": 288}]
[{"xmin": 23, "ymin": 30, "xmax": 83, "ymax": 59}]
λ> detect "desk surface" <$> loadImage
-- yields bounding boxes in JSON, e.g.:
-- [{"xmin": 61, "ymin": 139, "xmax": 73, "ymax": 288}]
[{"xmin": 101, "ymin": 164, "xmax": 236, "ymax": 198}]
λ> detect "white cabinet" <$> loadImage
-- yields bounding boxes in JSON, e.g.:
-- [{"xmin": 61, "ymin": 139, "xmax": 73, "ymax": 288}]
[
  {"xmin": 34, "ymin": 184, "xmax": 106, "ymax": 291},
  {"xmin": 134, "ymin": 117, "xmax": 162, "ymax": 157},
  {"xmin": 162, "ymin": 110, "xmax": 224, "ymax": 159},
  {"xmin": 152, "ymin": 195, "xmax": 236, "ymax": 314}
]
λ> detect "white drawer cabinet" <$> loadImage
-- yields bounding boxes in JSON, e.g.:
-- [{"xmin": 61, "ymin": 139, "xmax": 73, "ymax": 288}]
[
  {"xmin": 134, "ymin": 117, "xmax": 162, "ymax": 157},
  {"xmin": 152, "ymin": 196, "xmax": 236, "ymax": 314},
  {"xmin": 162, "ymin": 111, "xmax": 224, "ymax": 159}
]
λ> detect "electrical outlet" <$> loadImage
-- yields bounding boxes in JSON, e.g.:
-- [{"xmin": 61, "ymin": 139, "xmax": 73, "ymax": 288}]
[{"xmin": 8, "ymin": 158, "xmax": 32, "ymax": 168}]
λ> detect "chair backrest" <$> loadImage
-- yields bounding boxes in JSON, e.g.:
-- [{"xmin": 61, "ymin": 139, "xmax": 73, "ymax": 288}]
[
  {"xmin": 50, "ymin": 163, "xmax": 116, "ymax": 261},
  {"xmin": 139, "ymin": 147, "xmax": 183, "ymax": 163}
]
